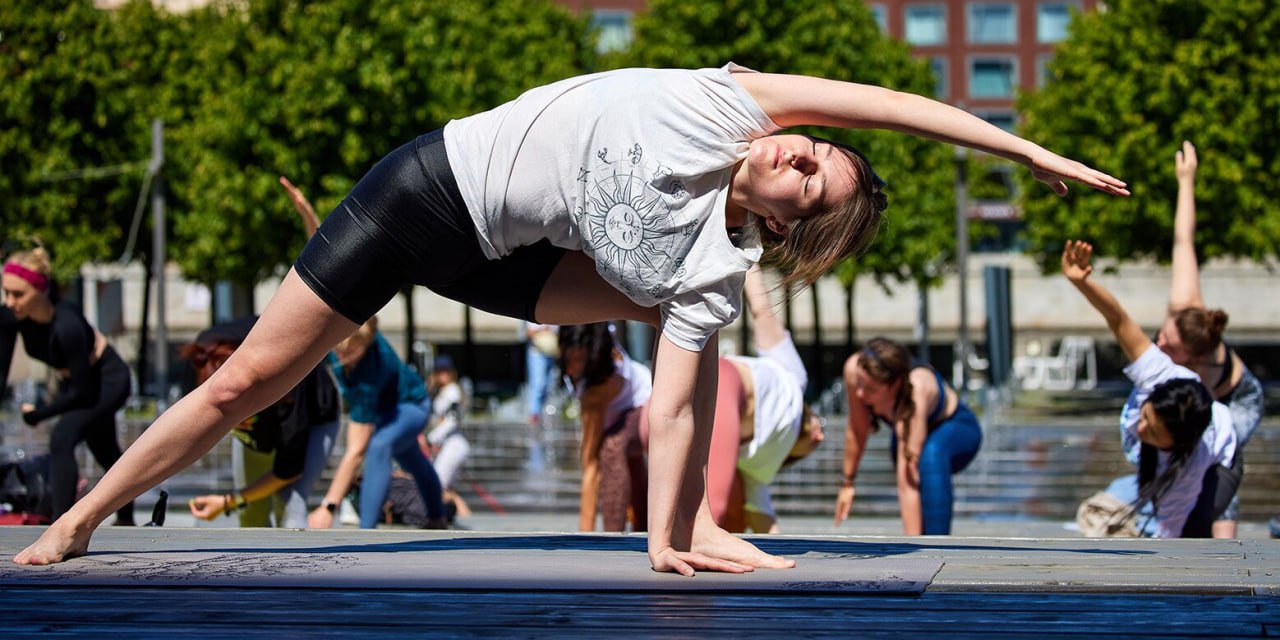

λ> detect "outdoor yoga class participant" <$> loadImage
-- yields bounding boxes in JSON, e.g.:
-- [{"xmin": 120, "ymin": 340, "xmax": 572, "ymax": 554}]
[
  {"xmin": 182, "ymin": 317, "xmax": 341, "ymax": 527},
  {"xmin": 835, "ymin": 337, "xmax": 982, "ymax": 535},
  {"xmin": 16, "ymin": 62, "xmax": 1127, "ymax": 572},
  {"xmin": 1155, "ymin": 141, "xmax": 1263, "ymax": 538},
  {"xmin": 560, "ymin": 322, "xmax": 651, "ymax": 532},
  {"xmin": 0, "ymin": 245, "xmax": 135, "ymax": 525},
  {"xmin": 1062, "ymin": 240, "xmax": 1237, "ymax": 538},
  {"xmin": 703, "ymin": 265, "xmax": 824, "ymax": 534}
]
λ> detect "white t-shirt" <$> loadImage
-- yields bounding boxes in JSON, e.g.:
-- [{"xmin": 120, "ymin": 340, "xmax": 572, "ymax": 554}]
[
  {"xmin": 445, "ymin": 64, "xmax": 779, "ymax": 351},
  {"xmin": 427, "ymin": 382, "xmax": 465, "ymax": 446},
  {"xmin": 1120, "ymin": 345, "xmax": 1236, "ymax": 538},
  {"xmin": 574, "ymin": 350, "xmax": 653, "ymax": 429},
  {"xmin": 728, "ymin": 332, "xmax": 808, "ymax": 517}
]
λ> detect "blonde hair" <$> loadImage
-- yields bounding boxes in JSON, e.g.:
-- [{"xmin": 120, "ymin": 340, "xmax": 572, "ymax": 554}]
[{"xmin": 5, "ymin": 244, "xmax": 53, "ymax": 278}]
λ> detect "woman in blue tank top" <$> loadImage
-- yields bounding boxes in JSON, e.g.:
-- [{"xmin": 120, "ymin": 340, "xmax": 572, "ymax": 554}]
[{"xmin": 836, "ymin": 337, "xmax": 982, "ymax": 535}]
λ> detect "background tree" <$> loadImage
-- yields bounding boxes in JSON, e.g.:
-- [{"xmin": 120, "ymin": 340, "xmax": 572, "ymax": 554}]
[
  {"xmin": 1017, "ymin": 0, "xmax": 1280, "ymax": 270},
  {"xmin": 167, "ymin": 0, "xmax": 593, "ymax": 287},
  {"xmin": 0, "ymin": 0, "xmax": 183, "ymax": 280}
]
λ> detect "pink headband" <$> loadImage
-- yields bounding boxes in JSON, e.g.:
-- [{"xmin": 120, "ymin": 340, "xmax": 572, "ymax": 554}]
[{"xmin": 3, "ymin": 262, "xmax": 50, "ymax": 293}]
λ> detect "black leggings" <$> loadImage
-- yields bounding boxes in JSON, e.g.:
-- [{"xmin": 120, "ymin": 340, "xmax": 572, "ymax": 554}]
[
  {"xmin": 48, "ymin": 347, "xmax": 133, "ymax": 522},
  {"xmin": 1180, "ymin": 452, "xmax": 1244, "ymax": 538}
]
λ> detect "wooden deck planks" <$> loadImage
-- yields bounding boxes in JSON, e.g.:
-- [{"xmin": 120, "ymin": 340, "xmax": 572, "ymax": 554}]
[{"xmin": 0, "ymin": 526, "xmax": 1276, "ymax": 637}]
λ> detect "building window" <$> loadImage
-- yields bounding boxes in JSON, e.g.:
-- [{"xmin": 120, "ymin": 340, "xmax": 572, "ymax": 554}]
[
  {"xmin": 968, "ymin": 3, "xmax": 1017, "ymax": 44},
  {"xmin": 904, "ymin": 4, "xmax": 947, "ymax": 46},
  {"xmin": 980, "ymin": 111, "xmax": 1017, "ymax": 132},
  {"xmin": 969, "ymin": 57, "xmax": 1017, "ymax": 98},
  {"xmin": 930, "ymin": 56, "xmax": 949, "ymax": 99},
  {"xmin": 592, "ymin": 10, "xmax": 632, "ymax": 54},
  {"xmin": 1036, "ymin": 54, "xmax": 1054, "ymax": 87},
  {"xmin": 870, "ymin": 3, "xmax": 888, "ymax": 32},
  {"xmin": 1037, "ymin": 2, "xmax": 1076, "ymax": 43}
]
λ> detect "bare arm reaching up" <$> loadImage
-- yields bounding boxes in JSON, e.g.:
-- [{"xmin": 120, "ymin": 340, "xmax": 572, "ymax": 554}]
[{"xmin": 1169, "ymin": 141, "xmax": 1205, "ymax": 312}]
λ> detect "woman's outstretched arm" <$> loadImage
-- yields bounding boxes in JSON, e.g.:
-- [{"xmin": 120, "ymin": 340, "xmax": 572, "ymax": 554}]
[
  {"xmin": 1169, "ymin": 141, "xmax": 1205, "ymax": 312},
  {"xmin": 1061, "ymin": 240, "xmax": 1151, "ymax": 363},
  {"xmin": 733, "ymin": 73, "xmax": 1129, "ymax": 198}
]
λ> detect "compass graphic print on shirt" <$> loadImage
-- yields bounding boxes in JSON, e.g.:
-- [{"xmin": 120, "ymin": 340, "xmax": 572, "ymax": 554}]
[{"xmin": 578, "ymin": 143, "xmax": 694, "ymax": 301}]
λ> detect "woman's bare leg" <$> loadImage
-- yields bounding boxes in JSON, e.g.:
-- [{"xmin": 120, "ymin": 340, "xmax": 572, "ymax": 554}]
[
  {"xmin": 14, "ymin": 270, "xmax": 358, "ymax": 565},
  {"xmin": 537, "ymin": 252, "xmax": 789, "ymax": 573}
]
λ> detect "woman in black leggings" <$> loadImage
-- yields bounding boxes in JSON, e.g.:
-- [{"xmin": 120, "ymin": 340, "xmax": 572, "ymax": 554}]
[{"xmin": 0, "ymin": 246, "xmax": 133, "ymax": 524}]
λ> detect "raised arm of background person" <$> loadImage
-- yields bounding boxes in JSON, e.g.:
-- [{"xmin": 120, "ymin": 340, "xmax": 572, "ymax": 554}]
[
  {"xmin": 835, "ymin": 353, "xmax": 875, "ymax": 525},
  {"xmin": 1062, "ymin": 240, "xmax": 1152, "ymax": 363},
  {"xmin": 577, "ymin": 378, "xmax": 622, "ymax": 532},
  {"xmin": 733, "ymin": 73, "xmax": 1129, "ymax": 198},
  {"xmin": 743, "ymin": 265, "xmax": 785, "ymax": 352},
  {"xmin": 307, "ymin": 420, "xmax": 374, "ymax": 529},
  {"xmin": 280, "ymin": 176, "xmax": 321, "ymax": 240},
  {"xmin": 1169, "ymin": 141, "xmax": 1205, "ymax": 313},
  {"xmin": 189, "ymin": 471, "xmax": 302, "ymax": 520},
  {"xmin": 14, "ymin": 269, "xmax": 359, "ymax": 565},
  {"xmin": 893, "ymin": 367, "xmax": 940, "ymax": 536}
]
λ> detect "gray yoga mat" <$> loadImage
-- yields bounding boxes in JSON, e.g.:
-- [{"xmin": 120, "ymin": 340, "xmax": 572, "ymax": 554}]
[{"xmin": 0, "ymin": 527, "xmax": 939, "ymax": 593}]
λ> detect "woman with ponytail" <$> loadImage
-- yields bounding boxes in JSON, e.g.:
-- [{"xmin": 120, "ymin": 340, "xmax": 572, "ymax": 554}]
[
  {"xmin": 0, "ymin": 245, "xmax": 134, "ymax": 524},
  {"xmin": 834, "ymin": 336, "xmax": 982, "ymax": 535},
  {"xmin": 1063, "ymin": 240, "xmax": 1237, "ymax": 537},
  {"xmin": 1157, "ymin": 142, "xmax": 1264, "ymax": 537}
]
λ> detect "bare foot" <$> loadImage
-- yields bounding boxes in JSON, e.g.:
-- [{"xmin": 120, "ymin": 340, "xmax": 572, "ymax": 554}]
[
  {"xmin": 13, "ymin": 521, "xmax": 93, "ymax": 566},
  {"xmin": 692, "ymin": 521, "xmax": 795, "ymax": 569}
]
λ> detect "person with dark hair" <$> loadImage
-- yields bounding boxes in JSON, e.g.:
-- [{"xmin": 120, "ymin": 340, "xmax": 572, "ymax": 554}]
[
  {"xmin": 18, "ymin": 63, "xmax": 1127, "ymax": 571},
  {"xmin": 1063, "ymin": 240, "xmax": 1237, "ymax": 538},
  {"xmin": 183, "ymin": 317, "xmax": 341, "ymax": 527},
  {"xmin": 835, "ymin": 337, "xmax": 982, "ymax": 535},
  {"xmin": 559, "ymin": 322, "xmax": 650, "ymax": 532},
  {"xmin": 0, "ymin": 245, "xmax": 134, "ymax": 525},
  {"xmin": 1156, "ymin": 141, "xmax": 1263, "ymax": 538}
]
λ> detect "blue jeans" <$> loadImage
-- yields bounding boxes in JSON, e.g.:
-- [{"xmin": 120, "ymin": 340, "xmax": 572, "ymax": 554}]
[
  {"xmin": 360, "ymin": 400, "xmax": 442, "ymax": 528},
  {"xmin": 892, "ymin": 404, "xmax": 983, "ymax": 534},
  {"xmin": 526, "ymin": 343, "xmax": 556, "ymax": 421}
]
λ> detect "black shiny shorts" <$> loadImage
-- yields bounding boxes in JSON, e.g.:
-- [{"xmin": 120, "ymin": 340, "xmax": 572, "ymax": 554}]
[{"xmin": 295, "ymin": 129, "xmax": 567, "ymax": 324}]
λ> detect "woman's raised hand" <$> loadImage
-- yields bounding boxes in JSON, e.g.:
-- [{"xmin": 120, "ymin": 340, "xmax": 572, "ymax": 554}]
[
  {"xmin": 1060, "ymin": 240, "xmax": 1095, "ymax": 283},
  {"xmin": 1175, "ymin": 140, "xmax": 1198, "ymax": 183}
]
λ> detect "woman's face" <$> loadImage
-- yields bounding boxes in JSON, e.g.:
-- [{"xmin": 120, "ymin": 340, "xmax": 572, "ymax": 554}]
[
  {"xmin": 1137, "ymin": 402, "xmax": 1175, "ymax": 449},
  {"xmin": 852, "ymin": 364, "xmax": 898, "ymax": 412},
  {"xmin": 1156, "ymin": 316, "xmax": 1192, "ymax": 365},
  {"xmin": 733, "ymin": 135, "xmax": 857, "ymax": 235},
  {"xmin": 2, "ymin": 273, "xmax": 45, "ymax": 321},
  {"xmin": 562, "ymin": 346, "xmax": 586, "ymax": 382}
]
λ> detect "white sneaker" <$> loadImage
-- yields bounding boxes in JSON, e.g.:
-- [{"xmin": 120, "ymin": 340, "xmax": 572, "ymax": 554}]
[{"xmin": 338, "ymin": 498, "xmax": 359, "ymax": 526}]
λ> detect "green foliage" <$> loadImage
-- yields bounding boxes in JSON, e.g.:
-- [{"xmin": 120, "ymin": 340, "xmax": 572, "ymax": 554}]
[
  {"xmin": 617, "ymin": 0, "xmax": 957, "ymax": 291},
  {"xmin": 0, "ymin": 0, "xmax": 179, "ymax": 280},
  {"xmin": 167, "ymin": 0, "xmax": 592, "ymax": 284},
  {"xmin": 0, "ymin": 0, "xmax": 592, "ymax": 285},
  {"xmin": 1017, "ymin": 0, "xmax": 1280, "ymax": 271}
]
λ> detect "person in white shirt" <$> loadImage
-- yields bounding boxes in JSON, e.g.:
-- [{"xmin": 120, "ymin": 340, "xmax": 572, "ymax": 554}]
[
  {"xmin": 424, "ymin": 355, "xmax": 470, "ymax": 515},
  {"xmin": 17, "ymin": 63, "xmax": 1128, "ymax": 574},
  {"xmin": 708, "ymin": 266, "xmax": 824, "ymax": 534},
  {"xmin": 1063, "ymin": 240, "xmax": 1237, "ymax": 538}
]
